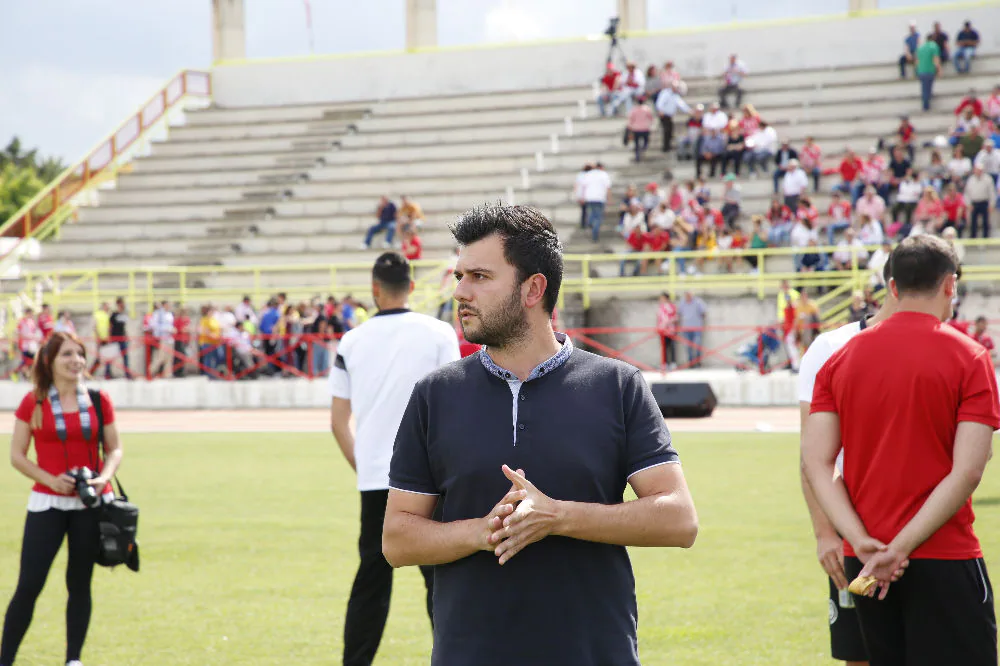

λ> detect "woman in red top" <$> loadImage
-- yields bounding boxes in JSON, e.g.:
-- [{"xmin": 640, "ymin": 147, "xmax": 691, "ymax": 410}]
[
  {"xmin": 940, "ymin": 182, "xmax": 968, "ymax": 234},
  {"xmin": 656, "ymin": 292, "xmax": 678, "ymax": 370},
  {"xmin": 401, "ymin": 230, "xmax": 423, "ymax": 261},
  {"xmin": 1, "ymin": 332, "xmax": 122, "ymax": 666}
]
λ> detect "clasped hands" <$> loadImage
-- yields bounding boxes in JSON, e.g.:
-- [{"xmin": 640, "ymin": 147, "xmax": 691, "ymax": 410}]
[
  {"xmin": 481, "ymin": 465, "xmax": 562, "ymax": 566},
  {"xmin": 851, "ymin": 536, "xmax": 911, "ymax": 601}
]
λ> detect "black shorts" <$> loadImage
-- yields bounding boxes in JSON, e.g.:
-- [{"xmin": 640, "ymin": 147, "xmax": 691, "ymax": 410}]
[
  {"xmin": 828, "ymin": 576, "xmax": 867, "ymax": 662},
  {"xmin": 845, "ymin": 556, "xmax": 997, "ymax": 666}
]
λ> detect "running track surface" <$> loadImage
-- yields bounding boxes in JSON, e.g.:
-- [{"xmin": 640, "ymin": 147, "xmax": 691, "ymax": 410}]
[{"xmin": 0, "ymin": 407, "xmax": 800, "ymax": 434}]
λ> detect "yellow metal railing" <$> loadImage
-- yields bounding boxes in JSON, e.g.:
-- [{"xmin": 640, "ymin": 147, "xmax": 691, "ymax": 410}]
[
  {"xmin": 9, "ymin": 239, "xmax": 1000, "ymax": 328},
  {"xmin": 0, "ymin": 70, "xmax": 211, "ymax": 273}
]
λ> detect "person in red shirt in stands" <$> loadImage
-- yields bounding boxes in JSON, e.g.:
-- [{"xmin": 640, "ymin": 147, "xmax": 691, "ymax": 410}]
[
  {"xmin": 1, "ymin": 331, "xmax": 123, "ymax": 666},
  {"xmin": 401, "ymin": 229, "xmax": 422, "ymax": 261},
  {"xmin": 804, "ymin": 235, "xmax": 999, "ymax": 666},
  {"xmin": 799, "ymin": 136, "xmax": 823, "ymax": 192},
  {"xmin": 172, "ymin": 305, "xmax": 191, "ymax": 378},
  {"xmin": 37, "ymin": 304, "xmax": 55, "ymax": 342},
  {"xmin": 895, "ymin": 116, "xmax": 916, "ymax": 161},
  {"xmin": 954, "ymin": 89, "xmax": 984, "ymax": 117},
  {"xmin": 833, "ymin": 149, "xmax": 864, "ymax": 198},
  {"xmin": 940, "ymin": 182, "xmax": 968, "ymax": 234},
  {"xmin": 971, "ymin": 316, "xmax": 995, "ymax": 357},
  {"xmin": 596, "ymin": 62, "xmax": 621, "ymax": 117}
]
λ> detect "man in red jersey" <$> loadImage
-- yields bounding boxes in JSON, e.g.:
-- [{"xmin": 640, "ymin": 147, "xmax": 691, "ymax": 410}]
[{"xmin": 804, "ymin": 234, "xmax": 998, "ymax": 666}]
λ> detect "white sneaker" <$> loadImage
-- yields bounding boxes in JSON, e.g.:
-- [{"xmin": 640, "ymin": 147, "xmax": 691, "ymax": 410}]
[
  {"xmin": 359, "ymin": 242, "xmax": 370, "ymax": 250},
  {"xmin": 67, "ymin": 661, "xmax": 84, "ymax": 666},
  {"xmin": 382, "ymin": 240, "xmax": 392, "ymax": 249}
]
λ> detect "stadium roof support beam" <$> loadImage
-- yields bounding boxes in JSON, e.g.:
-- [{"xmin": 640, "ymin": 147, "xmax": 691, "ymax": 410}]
[
  {"xmin": 617, "ymin": 0, "xmax": 647, "ymax": 33},
  {"xmin": 212, "ymin": 0, "xmax": 246, "ymax": 62},
  {"xmin": 406, "ymin": 0, "xmax": 438, "ymax": 51}
]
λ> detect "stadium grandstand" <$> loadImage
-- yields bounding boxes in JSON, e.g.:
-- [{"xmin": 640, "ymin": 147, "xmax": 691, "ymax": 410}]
[
  {"xmin": 0, "ymin": 2, "xmax": 998, "ymax": 409},
  {"xmin": 1, "ymin": 3, "xmax": 1000, "ymax": 666}
]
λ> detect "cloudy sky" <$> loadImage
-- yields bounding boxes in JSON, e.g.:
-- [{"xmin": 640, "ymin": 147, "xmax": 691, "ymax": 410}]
[{"xmin": 1, "ymin": 0, "xmax": 944, "ymax": 162}]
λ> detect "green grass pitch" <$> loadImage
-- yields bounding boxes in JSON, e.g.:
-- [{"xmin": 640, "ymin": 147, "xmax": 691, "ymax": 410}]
[{"xmin": 1, "ymin": 432, "xmax": 998, "ymax": 665}]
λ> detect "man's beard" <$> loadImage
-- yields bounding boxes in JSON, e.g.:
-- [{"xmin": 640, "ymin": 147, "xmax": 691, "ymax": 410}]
[{"xmin": 459, "ymin": 286, "xmax": 528, "ymax": 349}]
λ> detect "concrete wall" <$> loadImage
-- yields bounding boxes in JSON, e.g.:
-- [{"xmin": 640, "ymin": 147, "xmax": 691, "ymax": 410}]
[{"xmin": 212, "ymin": 4, "xmax": 1000, "ymax": 108}]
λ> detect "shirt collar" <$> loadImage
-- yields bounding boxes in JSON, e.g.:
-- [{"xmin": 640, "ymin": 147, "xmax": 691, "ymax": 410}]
[
  {"xmin": 479, "ymin": 332, "xmax": 573, "ymax": 382},
  {"xmin": 374, "ymin": 308, "xmax": 410, "ymax": 317}
]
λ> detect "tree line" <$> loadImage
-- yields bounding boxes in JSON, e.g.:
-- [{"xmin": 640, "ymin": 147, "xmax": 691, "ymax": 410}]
[{"xmin": 0, "ymin": 137, "xmax": 65, "ymax": 226}]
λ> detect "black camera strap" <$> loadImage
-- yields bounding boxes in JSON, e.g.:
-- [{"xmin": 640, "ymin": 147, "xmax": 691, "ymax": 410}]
[{"xmin": 88, "ymin": 388, "xmax": 126, "ymax": 501}]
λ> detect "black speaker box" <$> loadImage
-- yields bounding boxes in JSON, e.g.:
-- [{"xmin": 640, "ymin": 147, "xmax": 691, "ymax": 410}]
[{"xmin": 649, "ymin": 382, "xmax": 718, "ymax": 418}]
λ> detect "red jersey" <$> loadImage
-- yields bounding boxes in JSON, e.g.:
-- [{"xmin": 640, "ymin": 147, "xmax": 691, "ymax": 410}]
[
  {"xmin": 403, "ymin": 235, "xmax": 423, "ymax": 261},
  {"xmin": 38, "ymin": 312, "xmax": 55, "ymax": 339},
  {"xmin": 175, "ymin": 315, "xmax": 191, "ymax": 338},
  {"xmin": 656, "ymin": 302, "xmax": 678, "ymax": 334},
  {"xmin": 796, "ymin": 206, "xmax": 819, "ymax": 225},
  {"xmin": 766, "ymin": 206, "xmax": 792, "ymax": 224},
  {"xmin": 782, "ymin": 303, "xmax": 797, "ymax": 337},
  {"xmin": 898, "ymin": 122, "xmax": 915, "ymax": 143},
  {"xmin": 707, "ymin": 208, "xmax": 724, "ymax": 230},
  {"xmin": 739, "ymin": 115, "xmax": 760, "ymax": 136},
  {"xmin": 948, "ymin": 319, "xmax": 972, "ymax": 336},
  {"xmin": 955, "ymin": 97, "xmax": 983, "ymax": 117},
  {"xmin": 17, "ymin": 317, "xmax": 40, "ymax": 353},
  {"xmin": 828, "ymin": 200, "xmax": 852, "ymax": 221},
  {"xmin": 942, "ymin": 193, "xmax": 967, "ymax": 221},
  {"xmin": 812, "ymin": 312, "xmax": 1000, "ymax": 559},
  {"xmin": 600, "ymin": 70, "xmax": 620, "ymax": 91},
  {"xmin": 973, "ymin": 332, "xmax": 995, "ymax": 352},
  {"xmin": 14, "ymin": 390, "xmax": 116, "ymax": 496},
  {"xmin": 800, "ymin": 143, "xmax": 822, "ymax": 171},
  {"xmin": 838, "ymin": 157, "xmax": 863, "ymax": 182}
]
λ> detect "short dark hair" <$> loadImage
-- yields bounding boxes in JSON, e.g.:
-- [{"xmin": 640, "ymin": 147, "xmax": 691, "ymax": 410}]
[
  {"xmin": 976, "ymin": 315, "xmax": 987, "ymax": 324},
  {"xmin": 450, "ymin": 203, "xmax": 563, "ymax": 314},
  {"xmin": 890, "ymin": 235, "xmax": 958, "ymax": 297},
  {"xmin": 372, "ymin": 251, "xmax": 411, "ymax": 294}
]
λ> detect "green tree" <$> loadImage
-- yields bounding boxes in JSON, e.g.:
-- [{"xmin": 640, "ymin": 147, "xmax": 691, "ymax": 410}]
[
  {"xmin": 0, "ymin": 163, "xmax": 45, "ymax": 223},
  {"xmin": 0, "ymin": 136, "xmax": 66, "ymax": 225}
]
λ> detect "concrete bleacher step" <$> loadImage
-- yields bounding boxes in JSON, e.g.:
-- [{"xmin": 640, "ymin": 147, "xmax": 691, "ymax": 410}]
[{"xmin": 182, "ymin": 102, "xmax": 370, "ymax": 126}]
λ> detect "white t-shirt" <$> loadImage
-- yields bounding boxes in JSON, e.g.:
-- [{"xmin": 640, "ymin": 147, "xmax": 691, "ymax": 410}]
[
  {"xmin": 798, "ymin": 320, "xmax": 865, "ymax": 475},
  {"xmin": 328, "ymin": 310, "xmax": 460, "ymax": 491},
  {"xmin": 573, "ymin": 170, "xmax": 588, "ymax": 199},
  {"xmin": 782, "ymin": 169, "xmax": 809, "ymax": 196},
  {"xmin": 702, "ymin": 110, "xmax": 729, "ymax": 132},
  {"xmin": 896, "ymin": 180, "xmax": 923, "ymax": 204},
  {"xmin": 581, "ymin": 169, "xmax": 612, "ymax": 203},
  {"xmin": 790, "ymin": 222, "xmax": 816, "ymax": 248}
]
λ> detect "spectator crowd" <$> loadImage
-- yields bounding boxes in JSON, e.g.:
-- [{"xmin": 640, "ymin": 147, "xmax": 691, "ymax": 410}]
[
  {"xmin": 587, "ymin": 18, "xmax": 998, "ymax": 285},
  {"xmin": 9, "ymin": 293, "xmax": 377, "ymax": 381}
]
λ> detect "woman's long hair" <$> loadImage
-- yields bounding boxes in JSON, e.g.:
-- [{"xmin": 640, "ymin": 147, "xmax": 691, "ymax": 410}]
[{"xmin": 30, "ymin": 331, "xmax": 87, "ymax": 429}]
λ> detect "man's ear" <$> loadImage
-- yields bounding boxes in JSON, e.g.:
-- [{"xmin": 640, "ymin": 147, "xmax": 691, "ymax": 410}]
[{"xmin": 522, "ymin": 274, "xmax": 548, "ymax": 311}]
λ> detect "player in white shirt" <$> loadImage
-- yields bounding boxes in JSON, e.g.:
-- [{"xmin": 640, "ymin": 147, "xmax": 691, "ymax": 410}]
[
  {"xmin": 328, "ymin": 252, "xmax": 461, "ymax": 666},
  {"xmin": 798, "ymin": 256, "xmax": 897, "ymax": 666}
]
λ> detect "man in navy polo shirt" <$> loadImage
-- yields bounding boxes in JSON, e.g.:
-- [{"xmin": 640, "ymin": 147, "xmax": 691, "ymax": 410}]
[{"xmin": 383, "ymin": 203, "xmax": 699, "ymax": 666}]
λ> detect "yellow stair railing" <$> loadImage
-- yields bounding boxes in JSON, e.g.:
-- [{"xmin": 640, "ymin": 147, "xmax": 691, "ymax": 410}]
[{"xmin": 0, "ymin": 70, "xmax": 211, "ymax": 275}]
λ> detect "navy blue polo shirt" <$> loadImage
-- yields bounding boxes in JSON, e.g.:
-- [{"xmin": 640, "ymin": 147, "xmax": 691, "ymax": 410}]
[
  {"xmin": 389, "ymin": 337, "xmax": 679, "ymax": 666},
  {"xmin": 379, "ymin": 201, "xmax": 397, "ymax": 224}
]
